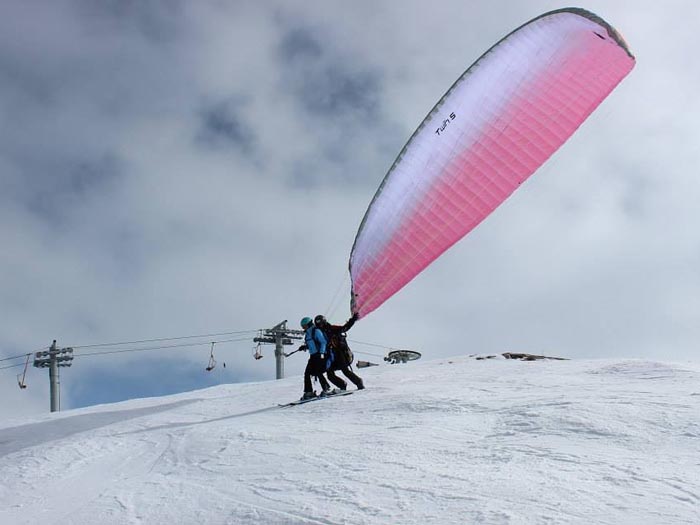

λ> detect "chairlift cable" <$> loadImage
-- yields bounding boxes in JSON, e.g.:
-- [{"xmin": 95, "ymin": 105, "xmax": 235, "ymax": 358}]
[
  {"xmin": 70, "ymin": 329, "xmax": 258, "ymax": 350},
  {"xmin": 72, "ymin": 336, "xmax": 252, "ymax": 358},
  {"xmin": 0, "ymin": 362, "xmax": 27, "ymax": 371},
  {"xmin": 0, "ymin": 348, "xmax": 47, "ymax": 363}
]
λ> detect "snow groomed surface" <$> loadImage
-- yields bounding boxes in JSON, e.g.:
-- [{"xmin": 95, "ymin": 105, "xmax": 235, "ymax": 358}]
[
  {"xmin": 279, "ymin": 390, "xmax": 354, "ymax": 407},
  {"xmin": 1, "ymin": 357, "xmax": 698, "ymax": 524}
]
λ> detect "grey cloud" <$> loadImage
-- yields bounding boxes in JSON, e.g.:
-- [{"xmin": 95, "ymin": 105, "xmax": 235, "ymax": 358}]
[
  {"xmin": 76, "ymin": 0, "xmax": 187, "ymax": 44},
  {"xmin": 279, "ymin": 28, "xmax": 323, "ymax": 62},
  {"xmin": 288, "ymin": 158, "xmax": 324, "ymax": 190},
  {"xmin": 278, "ymin": 27, "xmax": 381, "ymax": 119},
  {"xmin": 196, "ymin": 101, "xmax": 257, "ymax": 154},
  {"xmin": 305, "ymin": 66, "xmax": 381, "ymax": 118},
  {"xmin": 0, "ymin": 53, "xmax": 55, "ymax": 109},
  {"xmin": 273, "ymin": 23, "xmax": 392, "ymax": 190},
  {"xmin": 2, "ymin": 153, "xmax": 124, "ymax": 227}
]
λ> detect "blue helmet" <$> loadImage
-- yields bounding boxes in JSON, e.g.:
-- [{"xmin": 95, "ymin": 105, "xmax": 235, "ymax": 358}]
[{"xmin": 300, "ymin": 317, "xmax": 313, "ymax": 329}]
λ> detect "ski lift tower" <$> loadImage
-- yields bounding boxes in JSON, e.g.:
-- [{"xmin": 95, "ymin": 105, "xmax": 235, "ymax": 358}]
[
  {"xmin": 33, "ymin": 340, "xmax": 74, "ymax": 412},
  {"xmin": 254, "ymin": 320, "xmax": 304, "ymax": 379}
]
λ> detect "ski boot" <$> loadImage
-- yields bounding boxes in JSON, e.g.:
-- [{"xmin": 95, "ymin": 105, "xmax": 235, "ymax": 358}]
[{"xmin": 300, "ymin": 391, "xmax": 317, "ymax": 401}]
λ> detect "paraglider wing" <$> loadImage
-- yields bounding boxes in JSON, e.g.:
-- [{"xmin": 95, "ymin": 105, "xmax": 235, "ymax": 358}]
[{"xmin": 349, "ymin": 8, "xmax": 635, "ymax": 318}]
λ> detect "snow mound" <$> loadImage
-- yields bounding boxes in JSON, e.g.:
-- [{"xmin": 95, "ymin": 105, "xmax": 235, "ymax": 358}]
[
  {"xmin": 589, "ymin": 359, "xmax": 694, "ymax": 379},
  {"xmin": 1, "ymin": 357, "xmax": 699, "ymax": 524}
]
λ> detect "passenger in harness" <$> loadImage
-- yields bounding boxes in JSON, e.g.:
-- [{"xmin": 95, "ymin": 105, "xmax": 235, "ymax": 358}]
[
  {"xmin": 314, "ymin": 313, "xmax": 364, "ymax": 391},
  {"xmin": 299, "ymin": 316, "xmax": 333, "ymax": 401}
]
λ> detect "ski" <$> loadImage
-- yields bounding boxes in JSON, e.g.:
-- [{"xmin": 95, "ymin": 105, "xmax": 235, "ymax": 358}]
[{"xmin": 279, "ymin": 390, "xmax": 354, "ymax": 408}]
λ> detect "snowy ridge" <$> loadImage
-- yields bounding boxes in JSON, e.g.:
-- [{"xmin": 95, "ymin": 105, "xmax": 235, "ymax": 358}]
[{"xmin": 1, "ymin": 357, "xmax": 699, "ymax": 524}]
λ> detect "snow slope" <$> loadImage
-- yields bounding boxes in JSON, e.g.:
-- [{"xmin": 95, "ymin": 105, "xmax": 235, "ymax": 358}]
[{"xmin": 1, "ymin": 357, "xmax": 699, "ymax": 524}]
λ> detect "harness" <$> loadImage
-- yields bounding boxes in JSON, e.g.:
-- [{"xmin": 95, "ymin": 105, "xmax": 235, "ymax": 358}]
[{"xmin": 307, "ymin": 327, "xmax": 334, "ymax": 370}]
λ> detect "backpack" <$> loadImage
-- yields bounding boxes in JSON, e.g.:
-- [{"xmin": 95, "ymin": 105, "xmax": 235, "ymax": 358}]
[
  {"xmin": 338, "ymin": 333, "xmax": 353, "ymax": 366},
  {"xmin": 324, "ymin": 330, "xmax": 353, "ymax": 367}
]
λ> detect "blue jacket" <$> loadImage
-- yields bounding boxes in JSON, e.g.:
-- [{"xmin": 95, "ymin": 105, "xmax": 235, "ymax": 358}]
[{"xmin": 305, "ymin": 326, "xmax": 327, "ymax": 356}]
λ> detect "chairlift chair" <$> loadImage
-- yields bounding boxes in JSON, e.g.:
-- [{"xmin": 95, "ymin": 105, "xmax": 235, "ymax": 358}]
[
  {"xmin": 17, "ymin": 354, "xmax": 29, "ymax": 389},
  {"xmin": 205, "ymin": 342, "xmax": 217, "ymax": 372}
]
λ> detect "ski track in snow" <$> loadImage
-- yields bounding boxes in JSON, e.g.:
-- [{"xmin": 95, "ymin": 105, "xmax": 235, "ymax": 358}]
[{"xmin": 0, "ymin": 358, "xmax": 699, "ymax": 525}]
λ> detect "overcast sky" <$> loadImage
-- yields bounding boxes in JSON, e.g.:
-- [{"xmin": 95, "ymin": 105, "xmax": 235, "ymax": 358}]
[{"xmin": 1, "ymin": 1, "xmax": 698, "ymax": 419}]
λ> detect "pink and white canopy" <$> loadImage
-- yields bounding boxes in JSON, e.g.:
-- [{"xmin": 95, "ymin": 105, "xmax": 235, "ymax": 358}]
[{"xmin": 349, "ymin": 8, "xmax": 635, "ymax": 318}]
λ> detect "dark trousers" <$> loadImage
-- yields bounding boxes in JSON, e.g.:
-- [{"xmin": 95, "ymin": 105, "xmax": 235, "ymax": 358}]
[
  {"xmin": 303, "ymin": 354, "xmax": 330, "ymax": 393},
  {"xmin": 327, "ymin": 366, "xmax": 364, "ymax": 390}
]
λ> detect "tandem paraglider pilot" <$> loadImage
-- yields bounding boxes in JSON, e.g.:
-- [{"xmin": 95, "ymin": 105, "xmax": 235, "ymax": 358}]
[{"xmin": 314, "ymin": 313, "xmax": 364, "ymax": 391}]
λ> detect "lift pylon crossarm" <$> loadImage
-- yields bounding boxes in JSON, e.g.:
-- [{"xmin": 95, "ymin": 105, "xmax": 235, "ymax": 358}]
[{"xmin": 34, "ymin": 347, "xmax": 74, "ymax": 368}]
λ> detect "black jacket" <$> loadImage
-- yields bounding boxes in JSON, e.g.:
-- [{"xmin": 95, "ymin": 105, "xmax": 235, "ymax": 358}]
[{"xmin": 321, "ymin": 316, "xmax": 356, "ymax": 369}]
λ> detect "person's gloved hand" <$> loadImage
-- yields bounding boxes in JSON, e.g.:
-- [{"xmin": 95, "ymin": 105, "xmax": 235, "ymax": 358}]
[
  {"xmin": 299, "ymin": 344, "xmax": 308, "ymax": 351},
  {"xmin": 319, "ymin": 353, "xmax": 325, "ymax": 360},
  {"xmin": 350, "ymin": 312, "xmax": 359, "ymax": 323}
]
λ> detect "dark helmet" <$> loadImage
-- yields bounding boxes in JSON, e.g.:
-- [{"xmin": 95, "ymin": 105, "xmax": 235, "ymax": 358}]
[
  {"xmin": 314, "ymin": 314, "xmax": 327, "ymax": 327},
  {"xmin": 300, "ymin": 317, "xmax": 313, "ymax": 329}
]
